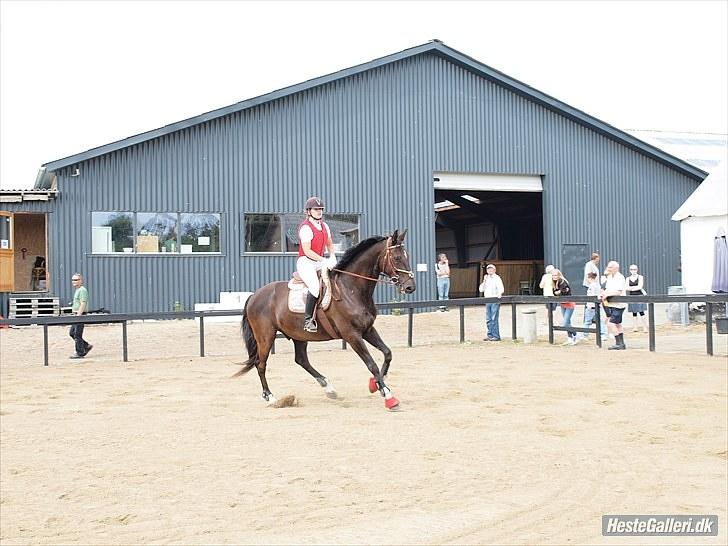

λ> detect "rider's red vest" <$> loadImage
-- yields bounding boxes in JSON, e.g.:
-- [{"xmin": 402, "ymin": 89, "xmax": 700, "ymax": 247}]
[{"xmin": 298, "ymin": 219, "xmax": 328, "ymax": 258}]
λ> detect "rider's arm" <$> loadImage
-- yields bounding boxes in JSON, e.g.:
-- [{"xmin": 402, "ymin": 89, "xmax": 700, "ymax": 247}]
[{"xmin": 301, "ymin": 240, "xmax": 323, "ymax": 262}]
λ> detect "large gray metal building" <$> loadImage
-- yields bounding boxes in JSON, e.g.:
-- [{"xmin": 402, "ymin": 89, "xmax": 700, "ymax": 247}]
[{"xmin": 0, "ymin": 41, "xmax": 706, "ymax": 315}]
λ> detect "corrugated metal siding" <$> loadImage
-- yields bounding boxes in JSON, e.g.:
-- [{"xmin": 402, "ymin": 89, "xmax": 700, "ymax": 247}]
[{"xmin": 8, "ymin": 52, "xmax": 699, "ymax": 314}]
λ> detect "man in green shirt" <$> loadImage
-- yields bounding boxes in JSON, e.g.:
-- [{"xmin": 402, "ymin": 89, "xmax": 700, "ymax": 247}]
[{"xmin": 69, "ymin": 273, "xmax": 92, "ymax": 359}]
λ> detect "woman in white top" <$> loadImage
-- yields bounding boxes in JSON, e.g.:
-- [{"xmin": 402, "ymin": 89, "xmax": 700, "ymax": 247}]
[
  {"xmin": 435, "ymin": 253, "xmax": 450, "ymax": 311},
  {"xmin": 296, "ymin": 196, "xmax": 337, "ymax": 332}
]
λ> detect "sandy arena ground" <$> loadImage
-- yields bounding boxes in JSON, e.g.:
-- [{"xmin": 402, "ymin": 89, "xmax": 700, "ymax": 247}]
[{"xmin": 1, "ymin": 307, "xmax": 727, "ymax": 544}]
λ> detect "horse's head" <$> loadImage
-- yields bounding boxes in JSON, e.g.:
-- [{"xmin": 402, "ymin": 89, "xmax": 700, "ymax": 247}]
[{"xmin": 382, "ymin": 229, "xmax": 416, "ymax": 294}]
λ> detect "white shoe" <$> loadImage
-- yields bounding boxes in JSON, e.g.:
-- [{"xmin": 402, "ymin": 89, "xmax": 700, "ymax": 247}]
[
  {"xmin": 601, "ymin": 335, "xmax": 609, "ymax": 341},
  {"xmin": 561, "ymin": 338, "xmax": 574, "ymax": 346}
]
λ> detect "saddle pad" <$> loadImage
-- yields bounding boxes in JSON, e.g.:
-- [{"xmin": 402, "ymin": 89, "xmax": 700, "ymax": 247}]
[
  {"xmin": 287, "ymin": 274, "xmax": 333, "ymax": 314},
  {"xmin": 287, "ymin": 284, "xmax": 308, "ymax": 314}
]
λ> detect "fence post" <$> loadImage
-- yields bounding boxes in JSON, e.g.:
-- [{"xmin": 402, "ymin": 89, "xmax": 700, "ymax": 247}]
[
  {"xmin": 648, "ymin": 302, "xmax": 656, "ymax": 352},
  {"xmin": 43, "ymin": 324, "xmax": 49, "ymax": 367},
  {"xmin": 341, "ymin": 340, "xmax": 347, "ymax": 350},
  {"xmin": 511, "ymin": 302, "xmax": 517, "ymax": 340},
  {"xmin": 595, "ymin": 302, "xmax": 602, "ymax": 348},
  {"xmin": 199, "ymin": 315, "xmax": 205, "ymax": 357},
  {"xmin": 459, "ymin": 305, "xmax": 465, "ymax": 343},
  {"xmin": 706, "ymin": 302, "xmax": 713, "ymax": 356},
  {"xmin": 122, "ymin": 321, "xmax": 128, "ymax": 362},
  {"xmin": 407, "ymin": 307, "xmax": 413, "ymax": 347},
  {"xmin": 547, "ymin": 305, "xmax": 554, "ymax": 344}
]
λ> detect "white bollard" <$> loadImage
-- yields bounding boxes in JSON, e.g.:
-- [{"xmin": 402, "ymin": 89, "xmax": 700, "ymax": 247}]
[{"xmin": 521, "ymin": 309, "xmax": 537, "ymax": 344}]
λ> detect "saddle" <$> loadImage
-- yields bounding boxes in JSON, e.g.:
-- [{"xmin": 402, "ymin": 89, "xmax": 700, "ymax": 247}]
[{"xmin": 287, "ymin": 267, "xmax": 333, "ymax": 314}]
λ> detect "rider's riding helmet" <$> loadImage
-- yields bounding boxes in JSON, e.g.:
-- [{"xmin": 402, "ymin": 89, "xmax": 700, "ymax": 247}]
[{"xmin": 304, "ymin": 196, "xmax": 324, "ymax": 210}]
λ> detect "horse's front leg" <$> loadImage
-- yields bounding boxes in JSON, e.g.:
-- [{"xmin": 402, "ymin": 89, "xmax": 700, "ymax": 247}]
[
  {"xmin": 344, "ymin": 334, "xmax": 399, "ymax": 410},
  {"xmin": 362, "ymin": 326, "xmax": 392, "ymax": 394}
]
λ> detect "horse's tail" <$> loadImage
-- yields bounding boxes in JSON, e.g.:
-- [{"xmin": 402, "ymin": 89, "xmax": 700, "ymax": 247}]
[{"xmin": 232, "ymin": 298, "xmax": 259, "ymax": 378}]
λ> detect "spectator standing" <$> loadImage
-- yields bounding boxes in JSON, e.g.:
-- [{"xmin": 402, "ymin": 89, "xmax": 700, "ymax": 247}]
[
  {"xmin": 583, "ymin": 253, "xmax": 600, "ymax": 293},
  {"xmin": 479, "ymin": 263, "xmax": 504, "ymax": 341},
  {"xmin": 601, "ymin": 261, "xmax": 628, "ymax": 350},
  {"xmin": 69, "ymin": 273, "xmax": 93, "ymax": 359},
  {"xmin": 576, "ymin": 271, "xmax": 608, "ymax": 342},
  {"xmin": 552, "ymin": 268, "xmax": 577, "ymax": 345},
  {"xmin": 435, "ymin": 253, "xmax": 450, "ymax": 311},
  {"xmin": 626, "ymin": 264, "xmax": 647, "ymax": 333},
  {"xmin": 539, "ymin": 264, "xmax": 557, "ymax": 311}
]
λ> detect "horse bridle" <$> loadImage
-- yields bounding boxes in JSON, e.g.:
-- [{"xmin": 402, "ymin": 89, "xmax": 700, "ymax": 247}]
[
  {"xmin": 333, "ymin": 237, "xmax": 414, "ymax": 287},
  {"xmin": 378, "ymin": 238, "xmax": 415, "ymax": 285}
]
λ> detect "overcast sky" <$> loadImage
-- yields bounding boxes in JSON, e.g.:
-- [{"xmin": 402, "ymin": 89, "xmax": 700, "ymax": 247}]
[{"xmin": 1, "ymin": 0, "xmax": 726, "ymax": 189}]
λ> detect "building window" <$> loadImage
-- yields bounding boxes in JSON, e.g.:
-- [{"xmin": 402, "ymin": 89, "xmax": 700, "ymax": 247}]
[
  {"xmin": 244, "ymin": 213, "xmax": 359, "ymax": 254},
  {"xmin": 180, "ymin": 213, "xmax": 221, "ymax": 253},
  {"xmin": 245, "ymin": 214, "xmax": 282, "ymax": 253},
  {"xmin": 91, "ymin": 212, "xmax": 222, "ymax": 254},
  {"xmin": 136, "ymin": 212, "xmax": 178, "ymax": 253},
  {"xmin": 92, "ymin": 212, "xmax": 134, "ymax": 253}
]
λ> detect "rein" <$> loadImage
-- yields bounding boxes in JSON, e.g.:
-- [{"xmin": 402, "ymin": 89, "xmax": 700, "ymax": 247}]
[{"xmin": 332, "ymin": 238, "xmax": 414, "ymax": 286}]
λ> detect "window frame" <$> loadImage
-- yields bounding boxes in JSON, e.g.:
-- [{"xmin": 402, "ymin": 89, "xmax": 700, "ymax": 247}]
[
  {"xmin": 90, "ymin": 211, "xmax": 223, "ymax": 256},
  {"xmin": 242, "ymin": 212, "xmax": 360, "ymax": 256}
]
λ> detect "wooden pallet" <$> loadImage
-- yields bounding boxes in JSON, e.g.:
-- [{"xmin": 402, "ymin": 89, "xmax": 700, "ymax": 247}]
[{"xmin": 9, "ymin": 296, "xmax": 60, "ymax": 318}]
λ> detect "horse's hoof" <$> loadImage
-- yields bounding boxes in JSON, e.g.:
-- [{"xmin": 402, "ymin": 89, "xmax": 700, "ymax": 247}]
[
  {"xmin": 323, "ymin": 379, "xmax": 337, "ymax": 399},
  {"xmin": 385, "ymin": 396, "xmax": 400, "ymax": 410},
  {"xmin": 368, "ymin": 376, "xmax": 378, "ymax": 393}
]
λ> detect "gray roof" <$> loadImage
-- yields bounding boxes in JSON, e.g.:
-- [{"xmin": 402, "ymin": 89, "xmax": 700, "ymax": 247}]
[{"xmin": 40, "ymin": 40, "xmax": 707, "ymax": 181}]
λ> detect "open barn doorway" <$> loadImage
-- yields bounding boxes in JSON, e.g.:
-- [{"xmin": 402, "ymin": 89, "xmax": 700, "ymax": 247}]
[
  {"xmin": 0, "ymin": 212, "xmax": 49, "ymax": 293},
  {"xmin": 433, "ymin": 173, "xmax": 544, "ymax": 298}
]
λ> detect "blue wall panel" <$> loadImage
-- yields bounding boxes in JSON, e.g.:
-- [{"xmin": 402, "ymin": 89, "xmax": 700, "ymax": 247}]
[{"xmin": 4, "ymin": 52, "xmax": 699, "ymax": 313}]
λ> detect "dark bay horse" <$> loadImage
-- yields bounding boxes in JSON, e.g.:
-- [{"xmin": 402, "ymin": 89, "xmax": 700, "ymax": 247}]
[{"xmin": 233, "ymin": 229, "xmax": 416, "ymax": 410}]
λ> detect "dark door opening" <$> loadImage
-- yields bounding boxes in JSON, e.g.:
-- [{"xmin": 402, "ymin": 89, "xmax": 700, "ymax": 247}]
[{"xmin": 434, "ymin": 189, "xmax": 544, "ymax": 297}]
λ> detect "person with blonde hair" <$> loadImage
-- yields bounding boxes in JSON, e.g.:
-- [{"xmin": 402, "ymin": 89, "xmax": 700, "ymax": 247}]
[
  {"xmin": 551, "ymin": 268, "xmax": 577, "ymax": 345},
  {"xmin": 435, "ymin": 253, "xmax": 451, "ymax": 311}
]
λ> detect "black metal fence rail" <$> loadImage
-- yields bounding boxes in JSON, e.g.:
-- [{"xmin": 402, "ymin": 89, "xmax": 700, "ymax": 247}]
[{"xmin": 1, "ymin": 294, "xmax": 726, "ymax": 366}]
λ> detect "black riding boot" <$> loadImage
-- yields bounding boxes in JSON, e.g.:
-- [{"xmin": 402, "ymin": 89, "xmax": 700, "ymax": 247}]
[{"xmin": 304, "ymin": 292, "xmax": 318, "ymax": 333}]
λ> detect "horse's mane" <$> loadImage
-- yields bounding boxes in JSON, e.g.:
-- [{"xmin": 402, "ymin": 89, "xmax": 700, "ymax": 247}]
[{"xmin": 334, "ymin": 236, "xmax": 386, "ymax": 271}]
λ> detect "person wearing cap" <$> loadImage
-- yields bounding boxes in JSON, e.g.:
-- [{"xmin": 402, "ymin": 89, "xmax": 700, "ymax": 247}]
[
  {"xmin": 479, "ymin": 263, "xmax": 504, "ymax": 341},
  {"xmin": 539, "ymin": 264, "xmax": 557, "ymax": 311},
  {"xmin": 68, "ymin": 272, "xmax": 93, "ymax": 359},
  {"xmin": 297, "ymin": 196, "xmax": 337, "ymax": 333}
]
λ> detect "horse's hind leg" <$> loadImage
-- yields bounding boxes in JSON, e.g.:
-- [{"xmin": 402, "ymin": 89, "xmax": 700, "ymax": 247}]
[
  {"xmin": 363, "ymin": 326, "xmax": 392, "ymax": 392},
  {"xmin": 254, "ymin": 328, "xmax": 277, "ymax": 404},
  {"xmin": 293, "ymin": 340, "xmax": 337, "ymax": 399}
]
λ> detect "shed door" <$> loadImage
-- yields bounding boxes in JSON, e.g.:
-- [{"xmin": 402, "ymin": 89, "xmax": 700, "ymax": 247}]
[
  {"xmin": 561, "ymin": 243, "xmax": 588, "ymax": 294},
  {"xmin": 0, "ymin": 212, "xmax": 13, "ymax": 292}
]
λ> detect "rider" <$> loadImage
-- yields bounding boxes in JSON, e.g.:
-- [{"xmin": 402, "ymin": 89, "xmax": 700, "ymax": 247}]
[{"xmin": 297, "ymin": 196, "xmax": 337, "ymax": 332}]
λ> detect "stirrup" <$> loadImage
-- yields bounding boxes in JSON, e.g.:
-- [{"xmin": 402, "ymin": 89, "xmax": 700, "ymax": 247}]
[{"xmin": 304, "ymin": 318, "xmax": 318, "ymax": 333}]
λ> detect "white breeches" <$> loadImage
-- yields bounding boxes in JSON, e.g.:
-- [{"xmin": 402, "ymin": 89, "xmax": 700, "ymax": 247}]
[{"xmin": 296, "ymin": 256, "xmax": 330, "ymax": 298}]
